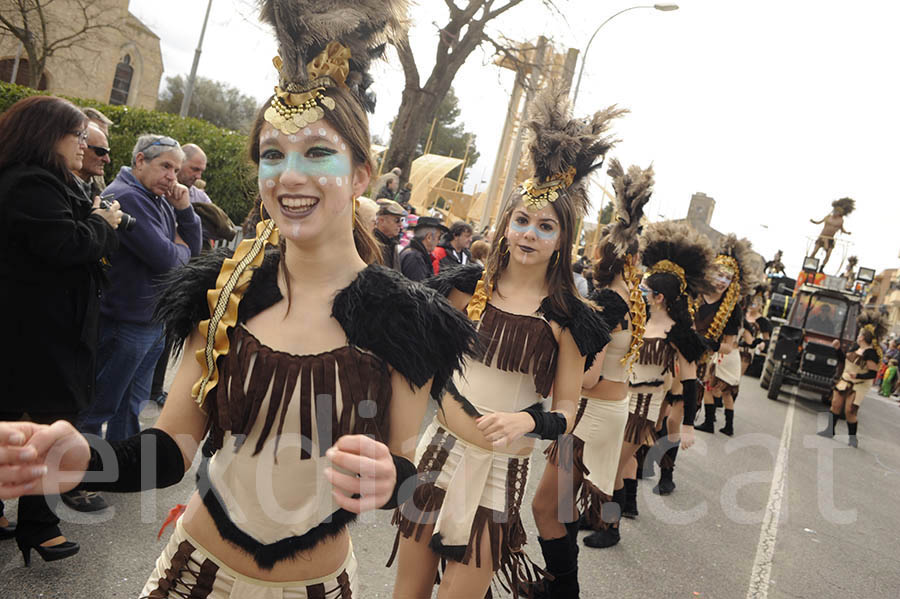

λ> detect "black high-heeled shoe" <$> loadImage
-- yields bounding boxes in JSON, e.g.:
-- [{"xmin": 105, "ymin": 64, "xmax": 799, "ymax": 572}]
[{"xmin": 16, "ymin": 537, "xmax": 80, "ymax": 566}]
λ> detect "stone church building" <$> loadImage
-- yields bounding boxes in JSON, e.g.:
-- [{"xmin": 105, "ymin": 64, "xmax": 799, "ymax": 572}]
[{"xmin": 0, "ymin": 0, "xmax": 162, "ymax": 109}]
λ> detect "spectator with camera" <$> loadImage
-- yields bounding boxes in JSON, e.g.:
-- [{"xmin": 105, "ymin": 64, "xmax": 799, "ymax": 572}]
[
  {"xmin": 77, "ymin": 135, "xmax": 201, "ymax": 451},
  {"xmin": 0, "ymin": 96, "xmax": 122, "ymax": 563}
]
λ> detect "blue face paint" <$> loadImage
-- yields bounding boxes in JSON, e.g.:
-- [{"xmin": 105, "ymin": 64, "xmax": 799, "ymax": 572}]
[
  {"xmin": 509, "ymin": 219, "xmax": 559, "ymax": 240},
  {"xmin": 258, "ymin": 150, "xmax": 352, "ymax": 184}
]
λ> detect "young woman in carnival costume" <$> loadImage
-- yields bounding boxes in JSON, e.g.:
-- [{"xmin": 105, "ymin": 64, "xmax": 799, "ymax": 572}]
[
  {"xmin": 0, "ymin": 2, "xmax": 477, "ymax": 596},
  {"xmin": 694, "ymin": 235, "xmax": 763, "ymax": 437},
  {"xmin": 585, "ymin": 221, "xmax": 713, "ymax": 548},
  {"xmin": 818, "ymin": 310, "xmax": 887, "ymax": 447},
  {"xmin": 388, "ymin": 88, "xmax": 616, "ymax": 599},
  {"xmin": 739, "ymin": 286, "xmax": 772, "ymax": 375},
  {"xmin": 515, "ymin": 158, "xmax": 650, "ymax": 598}
]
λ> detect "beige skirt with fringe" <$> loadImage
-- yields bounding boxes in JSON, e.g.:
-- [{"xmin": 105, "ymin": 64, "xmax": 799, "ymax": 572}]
[{"xmin": 389, "ymin": 417, "xmax": 543, "ymax": 598}]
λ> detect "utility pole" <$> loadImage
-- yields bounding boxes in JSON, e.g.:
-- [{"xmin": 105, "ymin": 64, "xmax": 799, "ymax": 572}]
[{"xmin": 180, "ymin": 0, "xmax": 214, "ymax": 118}]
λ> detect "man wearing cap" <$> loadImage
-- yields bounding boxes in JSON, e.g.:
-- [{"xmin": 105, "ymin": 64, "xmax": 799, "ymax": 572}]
[
  {"xmin": 400, "ymin": 216, "xmax": 448, "ymax": 282},
  {"xmin": 374, "ymin": 199, "xmax": 406, "ymax": 269}
]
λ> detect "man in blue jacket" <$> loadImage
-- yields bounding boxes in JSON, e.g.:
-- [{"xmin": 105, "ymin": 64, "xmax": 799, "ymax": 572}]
[{"xmin": 78, "ymin": 135, "xmax": 201, "ymax": 445}]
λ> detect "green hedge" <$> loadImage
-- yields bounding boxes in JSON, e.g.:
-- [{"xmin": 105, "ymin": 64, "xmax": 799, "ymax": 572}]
[{"xmin": 0, "ymin": 82, "xmax": 256, "ymax": 224}]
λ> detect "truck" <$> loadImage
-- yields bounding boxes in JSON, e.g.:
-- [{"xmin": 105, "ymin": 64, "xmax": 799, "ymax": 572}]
[{"xmin": 760, "ymin": 278, "xmax": 863, "ymax": 404}]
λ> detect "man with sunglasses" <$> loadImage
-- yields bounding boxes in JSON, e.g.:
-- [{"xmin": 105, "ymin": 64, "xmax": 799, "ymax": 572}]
[
  {"xmin": 78, "ymin": 134, "xmax": 201, "ymax": 455},
  {"xmin": 73, "ymin": 124, "xmax": 111, "ymax": 199}
]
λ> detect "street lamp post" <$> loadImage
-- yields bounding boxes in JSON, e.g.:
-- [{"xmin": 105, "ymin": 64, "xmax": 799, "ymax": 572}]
[
  {"xmin": 571, "ymin": 3, "xmax": 679, "ymax": 106},
  {"xmin": 180, "ymin": 0, "xmax": 214, "ymax": 118}
]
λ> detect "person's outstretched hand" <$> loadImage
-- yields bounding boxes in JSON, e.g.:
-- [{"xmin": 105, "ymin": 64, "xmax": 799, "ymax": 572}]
[{"xmin": 0, "ymin": 421, "xmax": 89, "ymax": 499}]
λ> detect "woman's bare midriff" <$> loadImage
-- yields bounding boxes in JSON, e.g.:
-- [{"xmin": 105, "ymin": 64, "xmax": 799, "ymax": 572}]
[
  {"xmin": 436, "ymin": 394, "xmax": 535, "ymax": 457},
  {"xmin": 181, "ymin": 491, "xmax": 350, "ymax": 582},
  {"xmin": 581, "ymin": 378, "xmax": 627, "ymax": 402}
]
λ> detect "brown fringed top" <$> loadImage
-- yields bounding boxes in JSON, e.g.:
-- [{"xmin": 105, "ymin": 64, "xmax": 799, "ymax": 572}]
[
  {"xmin": 473, "ymin": 303, "xmax": 558, "ymax": 397},
  {"xmin": 629, "ymin": 336, "xmax": 676, "ymax": 389}
]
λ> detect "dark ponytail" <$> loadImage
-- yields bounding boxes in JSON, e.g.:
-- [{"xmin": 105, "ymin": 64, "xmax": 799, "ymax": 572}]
[{"xmin": 646, "ymin": 272, "xmax": 694, "ymax": 332}]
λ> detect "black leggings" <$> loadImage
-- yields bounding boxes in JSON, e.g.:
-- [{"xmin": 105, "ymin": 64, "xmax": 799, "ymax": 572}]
[{"xmin": 0, "ymin": 411, "xmax": 78, "ymax": 544}]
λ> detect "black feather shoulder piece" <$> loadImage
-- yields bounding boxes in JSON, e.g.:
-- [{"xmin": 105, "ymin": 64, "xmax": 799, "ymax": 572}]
[
  {"xmin": 666, "ymin": 321, "xmax": 706, "ymax": 364},
  {"xmin": 540, "ymin": 292, "xmax": 611, "ymax": 358},
  {"xmin": 588, "ymin": 288, "xmax": 630, "ymax": 331},
  {"xmin": 425, "ymin": 263, "xmax": 484, "ymax": 298},
  {"xmin": 333, "ymin": 265, "xmax": 477, "ymax": 389},
  {"xmin": 154, "ymin": 247, "xmax": 283, "ymax": 355}
]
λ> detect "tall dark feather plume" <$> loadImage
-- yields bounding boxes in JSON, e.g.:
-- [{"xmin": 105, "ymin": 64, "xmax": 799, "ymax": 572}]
[
  {"xmin": 524, "ymin": 86, "xmax": 628, "ymax": 218},
  {"xmin": 857, "ymin": 309, "xmax": 888, "ymax": 341},
  {"xmin": 606, "ymin": 158, "xmax": 652, "ymax": 256},
  {"xmin": 717, "ymin": 234, "xmax": 764, "ymax": 298},
  {"xmin": 258, "ymin": 0, "xmax": 409, "ymax": 111},
  {"xmin": 639, "ymin": 222, "xmax": 715, "ymax": 298}
]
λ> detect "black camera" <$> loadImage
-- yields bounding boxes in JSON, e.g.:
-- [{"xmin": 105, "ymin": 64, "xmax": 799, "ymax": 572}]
[{"xmin": 99, "ymin": 193, "xmax": 136, "ymax": 231}]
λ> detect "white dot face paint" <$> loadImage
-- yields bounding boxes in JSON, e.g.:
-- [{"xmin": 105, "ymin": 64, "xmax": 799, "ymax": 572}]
[
  {"xmin": 318, "ymin": 176, "xmax": 328, "ymax": 185},
  {"xmin": 303, "ymin": 128, "xmax": 312, "ymax": 136},
  {"xmin": 336, "ymin": 177, "xmax": 342, "ymax": 187},
  {"xmin": 318, "ymin": 128, "xmax": 327, "ymax": 137},
  {"xmin": 289, "ymin": 135, "xmax": 298, "ymax": 142},
  {"xmin": 341, "ymin": 143, "xmax": 347, "ymax": 151},
  {"xmin": 266, "ymin": 179, "xmax": 275, "ymax": 188}
]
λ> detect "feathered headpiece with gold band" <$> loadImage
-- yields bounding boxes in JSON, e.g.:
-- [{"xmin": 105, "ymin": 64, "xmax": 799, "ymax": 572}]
[
  {"xmin": 639, "ymin": 221, "xmax": 715, "ymax": 305},
  {"xmin": 831, "ymin": 196, "xmax": 855, "ymax": 216},
  {"xmin": 704, "ymin": 234, "xmax": 764, "ymax": 341},
  {"xmin": 258, "ymin": 0, "xmax": 409, "ymax": 133},
  {"xmin": 604, "ymin": 158, "xmax": 652, "ymax": 371},
  {"xmin": 467, "ymin": 87, "xmax": 626, "ymax": 321},
  {"xmin": 193, "ymin": 219, "xmax": 279, "ymax": 408},
  {"xmin": 857, "ymin": 309, "xmax": 888, "ymax": 361}
]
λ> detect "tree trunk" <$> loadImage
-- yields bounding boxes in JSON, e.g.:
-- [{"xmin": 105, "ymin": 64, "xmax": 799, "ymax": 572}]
[{"xmin": 383, "ymin": 89, "xmax": 438, "ymax": 184}]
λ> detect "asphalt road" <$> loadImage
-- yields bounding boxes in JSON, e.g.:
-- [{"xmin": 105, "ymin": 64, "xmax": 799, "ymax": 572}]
[{"xmin": 2, "ymin": 375, "xmax": 899, "ymax": 598}]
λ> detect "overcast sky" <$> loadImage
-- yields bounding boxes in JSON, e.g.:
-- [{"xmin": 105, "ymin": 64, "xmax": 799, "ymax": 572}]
[{"xmin": 129, "ymin": 0, "xmax": 900, "ymax": 277}]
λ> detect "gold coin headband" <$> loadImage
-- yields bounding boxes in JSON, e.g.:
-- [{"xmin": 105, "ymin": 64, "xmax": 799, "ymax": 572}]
[
  {"xmin": 714, "ymin": 254, "xmax": 739, "ymax": 277},
  {"xmin": 520, "ymin": 166, "xmax": 577, "ymax": 211},
  {"xmin": 264, "ymin": 41, "xmax": 351, "ymax": 134},
  {"xmin": 647, "ymin": 259, "xmax": 687, "ymax": 295}
]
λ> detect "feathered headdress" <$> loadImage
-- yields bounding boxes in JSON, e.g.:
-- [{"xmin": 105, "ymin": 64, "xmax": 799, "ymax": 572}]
[
  {"xmin": 518, "ymin": 87, "xmax": 628, "ymax": 217},
  {"xmin": 857, "ymin": 309, "xmax": 888, "ymax": 360},
  {"xmin": 640, "ymin": 221, "xmax": 715, "ymax": 299},
  {"xmin": 832, "ymin": 197, "xmax": 855, "ymax": 216},
  {"xmin": 258, "ymin": 0, "xmax": 409, "ymax": 132},
  {"xmin": 606, "ymin": 158, "xmax": 652, "ymax": 256}
]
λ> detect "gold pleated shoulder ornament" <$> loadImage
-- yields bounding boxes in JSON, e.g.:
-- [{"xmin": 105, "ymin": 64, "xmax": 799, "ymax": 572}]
[{"xmin": 192, "ymin": 219, "xmax": 279, "ymax": 410}]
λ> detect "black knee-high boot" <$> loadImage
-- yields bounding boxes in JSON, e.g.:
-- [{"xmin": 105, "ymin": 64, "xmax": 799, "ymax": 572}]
[
  {"xmin": 817, "ymin": 411, "xmax": 837, "ymax": 437},
  {"xmin": 536, "ymin": 531, "xmax": 580, "ymax": 598},
  {"xmin": 714, "ymin": 395, "xmax": 723, "ymax": 408},
  {"xmin": 847, "ymin": 421, "xmax": 858, "ymax": 447},
  {"xmin": 654, "ymin": 443, "xmax": 678, "ymax": 495},
  {"xmin": 583, "ymin": 488, "xmax": 622, "ymax": 549},
  {"xmin": 719, "ymin": 408, "xmax": 735, "ymax": 436},
  {"xmin": 622, "ymin": 478, "xmax": 638, "ymax": 518},
  {"xmin": 695, "ymin": 404, "xmax": 717, "ymax": 433}
]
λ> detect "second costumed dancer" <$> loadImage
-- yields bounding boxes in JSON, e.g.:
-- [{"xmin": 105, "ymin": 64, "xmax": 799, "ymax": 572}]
[
  {"xmin": 585, "ymin": 221, "xmax": 712, "ymax": 549},
  {"xmin": 389, "ymin": 88, "xmax": 615, "ymax": 599},
  {"xmin": 522, "ymin": 158, "xmax": 650, "ymax": 597}
]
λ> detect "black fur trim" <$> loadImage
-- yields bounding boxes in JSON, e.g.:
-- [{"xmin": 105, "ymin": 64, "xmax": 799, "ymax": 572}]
[
  {"xmin": 666, "ymin": 322, "xmax": 706, "ymax": 363},
  {"xmin": 442, "ymin": 378, "xmax": 482, "ymax": 417},
  {"xmin": 540, "ymin": 292, "xmax": 611, "ymax": 358},
  {"xmin": 589, "ymin": 288, "xmax": 630, "ymax": 330},
  {"xmin": 425, "ymin": 263, "xmax": 483, "ymax": 297},
  {"xmin": 196, "ymin": 459, "xmax": 355, "ymax": 570},
  {"xmin": 333, "ymin": 264, "xmax": 477, "ymax": 389},
  {"xmin": 429, "ymin": 532, "xmax": 468, "ymax": 562}
]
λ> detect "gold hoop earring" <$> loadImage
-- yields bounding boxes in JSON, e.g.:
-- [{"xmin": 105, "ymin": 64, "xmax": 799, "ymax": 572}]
[
  {"xmin": 498, "ymin": 236, "xmax": 509, "ymax": 257},
  {"xmin": 259, "ymin": 200, "xmax": 268, "ymax": 222}
]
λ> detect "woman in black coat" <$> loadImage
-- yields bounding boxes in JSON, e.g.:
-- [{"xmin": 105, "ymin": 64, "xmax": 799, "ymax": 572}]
[{"xmin": 0, "ymin": 96, "xmax": 122, "ymax": 564}]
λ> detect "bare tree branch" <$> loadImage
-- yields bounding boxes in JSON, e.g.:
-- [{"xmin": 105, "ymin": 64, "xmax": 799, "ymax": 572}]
[{"xmin": 394, "ymin": 34, "xmax": 420, "ymax": 90}]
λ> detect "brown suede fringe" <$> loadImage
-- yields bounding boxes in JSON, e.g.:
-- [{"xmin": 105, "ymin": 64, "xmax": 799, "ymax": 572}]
[
  {"xmin": 144, "ymin": 540, "xmax": 218, "ymax": 599},
  {"xmin": 206, "ymin": 325, "xmax": 392, "ymax": 458},
  {"xmin": 623, "ymin": 393, "xmax": 657, "ymax": 446},
  {"xmin": 638, "ymin": 337, "xmax": 675, "ymax": 375},
  {"xmin": 709, "ymin": 362, "xmax": 740, "ymax": 399},
  {"xmin": 476, "ymin": 304, "xmax": 558, "ymax": 397},
  {"xmin": 389, "ymin": 426, "xmax": 545, "ymax": 598}
]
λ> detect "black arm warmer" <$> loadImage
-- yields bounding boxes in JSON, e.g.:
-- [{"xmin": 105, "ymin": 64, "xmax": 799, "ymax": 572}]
[
  {"xmin": 855, "ymin": 370, "xmax": 876, "ymax": 380},
  {"xmin": 381, "ymin": 454, "xmax": 418, "ymax": 510},
  {"xmin": 522, "ymin": 405, "xmax": 568, "ymax": 441},
  {"xmin": 78, "ymin": 428, "xmax": 186, "ymax": 492},
  {"xmin": 681, "ymin": 379, "xmax": 700, "ymax": 426},
  {"xmin": 707, "ymin": 338, "xmax": 721, "ymax": 352}
]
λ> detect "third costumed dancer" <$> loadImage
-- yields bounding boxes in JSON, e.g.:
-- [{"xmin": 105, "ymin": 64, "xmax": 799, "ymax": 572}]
[
  {"xmin": 694, "ymin": 235, "xmax": 762, "ymax": 437},
  {"xmin": 525, "ymin": 158, "xmax": 650, "ymax": 597},
  {"xmin": 585, "ymin": 221, "xmax": 712, "ymax": 549},
  {"xmin": 389, "ymin": 87, "xmax": 615, "ymax": 599}
]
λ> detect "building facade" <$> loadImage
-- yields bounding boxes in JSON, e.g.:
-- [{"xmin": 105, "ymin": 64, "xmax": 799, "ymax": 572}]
[{"xmin": 0, "ymin": 0, "xmax": 162, "ymax": 109}]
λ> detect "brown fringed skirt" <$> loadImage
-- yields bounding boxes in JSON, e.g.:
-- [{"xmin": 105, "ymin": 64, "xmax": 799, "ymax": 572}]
[
  {"xmin": 389, "ymin": 418, "xmax": 544, "ymax": 597},
  {"xmin": 141, "ymin": 519, "xmax": 357, "ymax": 598},
  {"xmin": 624, "ymin": 391, "xmax": 663, "ymax": 447},
  {"xmin": 545, "ymin": 396, "xmax": 629, "ymax": 530}
]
